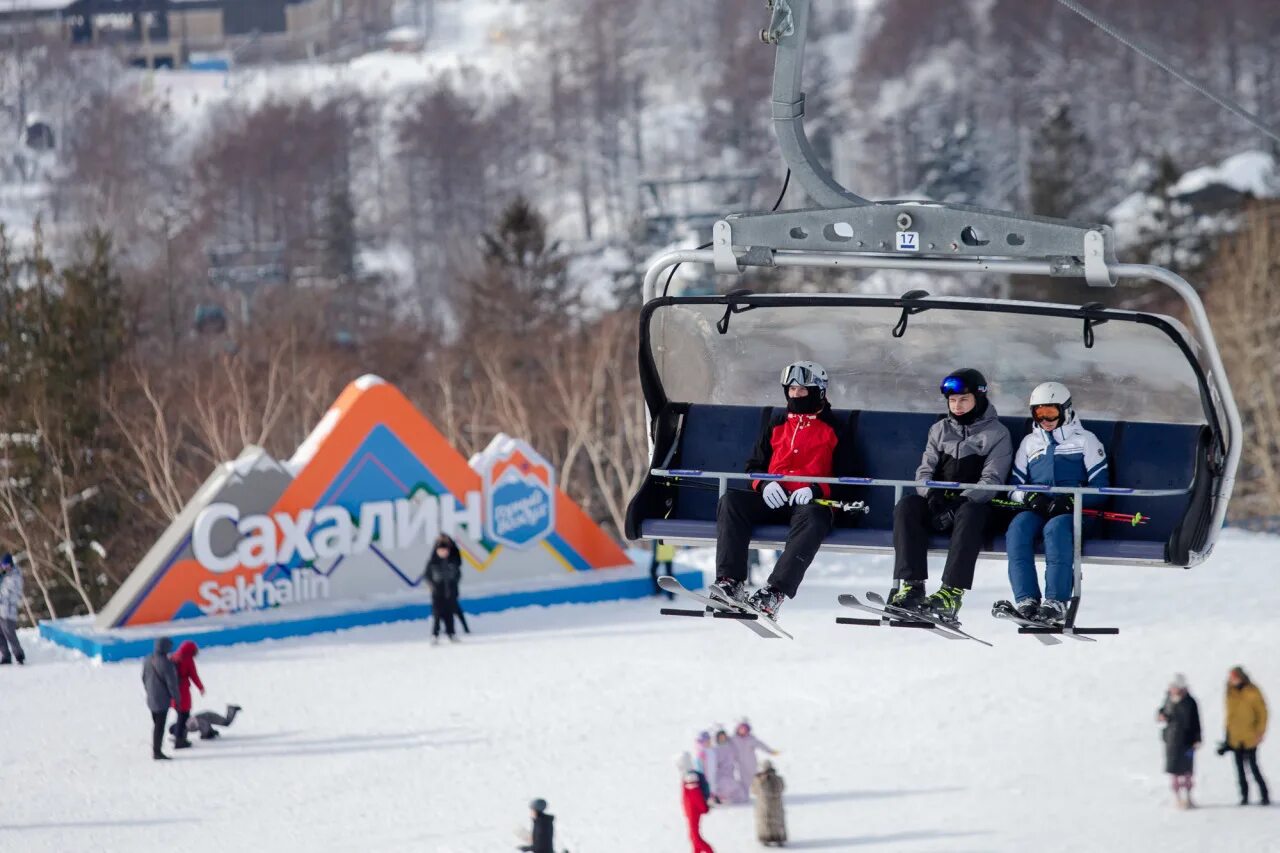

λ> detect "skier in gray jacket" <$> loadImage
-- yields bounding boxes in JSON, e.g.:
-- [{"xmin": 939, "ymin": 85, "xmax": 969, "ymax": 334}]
[
  {"xmin": 142, "ymin": 637, "xmax": 181, "ymax": 760},
  {"xmin": 0, "ymin": 554, "xmax": 25, "ymax": 665},
  {"xmin": 889, "ymin": 368, "xmax": 1012, "ymax": 621}
]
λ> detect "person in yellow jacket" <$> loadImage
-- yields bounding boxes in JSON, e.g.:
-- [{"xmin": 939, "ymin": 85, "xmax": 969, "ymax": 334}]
[
  {"xmin": 651, "ymin": 541, "xmax": 677, "ymax": 599},
  {"xmin": 1223, "ymin": 666, "xmax": 1269, "ymax": 806}
]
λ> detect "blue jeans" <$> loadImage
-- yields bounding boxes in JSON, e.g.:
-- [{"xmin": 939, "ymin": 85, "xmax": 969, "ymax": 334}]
[{"xmin": 1006, "ymin": 511, "xmax": 1075, "ymax": 602}]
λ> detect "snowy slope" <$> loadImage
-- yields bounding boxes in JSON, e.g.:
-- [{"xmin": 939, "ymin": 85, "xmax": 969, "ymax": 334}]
[{"xmin": 4, "ymin": 529, "xmax": 1279, "ymax": 852}]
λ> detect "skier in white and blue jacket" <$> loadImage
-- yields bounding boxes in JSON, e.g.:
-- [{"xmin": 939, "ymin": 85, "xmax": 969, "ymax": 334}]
[{"xmin": 1005, "ymin": 382, "xmax": 1109, "ymax": 625}]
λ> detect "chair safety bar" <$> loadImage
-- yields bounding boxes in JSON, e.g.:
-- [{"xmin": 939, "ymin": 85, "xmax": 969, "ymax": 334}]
[{"xmin": 652, "ymin": 468, "xmax": 1189, "ymax": 499}]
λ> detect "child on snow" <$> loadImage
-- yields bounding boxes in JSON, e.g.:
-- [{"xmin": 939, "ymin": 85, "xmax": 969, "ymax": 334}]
[
  {"xmin": 710, "ymin": 728, "xmax": 746, "ymax": 804},
  {"xmin": 682, "ymin": 769, "xmax": 714, "ymax": 853},
  {"xmin": 751, "ymin": 760, "xmax": 787, "ymax": 846}
]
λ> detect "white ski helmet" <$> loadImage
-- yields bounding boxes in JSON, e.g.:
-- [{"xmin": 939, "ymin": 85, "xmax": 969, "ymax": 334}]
[
  {"xmin": 1029, "ymin": 381, "xmax": 1075, "ymax": 424},
  {"xmin": 780, "ymin": 360, "xmax": 828, "ymax": 393}
]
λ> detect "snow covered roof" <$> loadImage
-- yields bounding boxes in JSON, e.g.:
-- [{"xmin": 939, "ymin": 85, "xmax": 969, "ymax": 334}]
[{"xmin": 1172, "ymin": 150, "xmax": 1277, "ymax": 199}]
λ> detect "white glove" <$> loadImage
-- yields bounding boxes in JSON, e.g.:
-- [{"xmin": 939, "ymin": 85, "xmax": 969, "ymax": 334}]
[
  {"xmin": 1010, "ymin": 490, "xmax": 1026, "ymax": 504},
  {"xmin": 790, "ymin": 487, "xmax": 814, "ymax": 506},
  {"xmin": 762, "ymin": 481, "xmax": 788, "ymax": 509}
]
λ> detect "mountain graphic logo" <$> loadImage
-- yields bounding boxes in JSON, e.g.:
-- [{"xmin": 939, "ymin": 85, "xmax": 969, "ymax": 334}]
[{"xmin": 480, "ymin": 437, "xmax": 556, "ymax": 550}]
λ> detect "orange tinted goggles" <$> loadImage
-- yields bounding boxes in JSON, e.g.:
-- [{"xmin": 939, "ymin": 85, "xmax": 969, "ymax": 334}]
[{"xmin": 1032, "ymin": 405, "xmax": 1062, "ymax": 421}]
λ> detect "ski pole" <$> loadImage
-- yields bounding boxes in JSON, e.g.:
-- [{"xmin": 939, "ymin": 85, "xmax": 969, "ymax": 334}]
[
  {"xmin": 653, "ymin": 477, "xmax": 871, "ymax": 516},
  {"xmin": 991, "ymin": 497, "xmax": 1148, "ymax": 526}
]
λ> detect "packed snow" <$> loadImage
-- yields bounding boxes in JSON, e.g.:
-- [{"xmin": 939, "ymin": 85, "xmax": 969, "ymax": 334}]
[{"xmin": 3, "ymin": 529, "xmax": 1278, "ymax": 851}]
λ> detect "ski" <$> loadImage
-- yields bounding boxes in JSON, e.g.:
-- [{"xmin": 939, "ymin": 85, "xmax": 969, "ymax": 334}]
[
  {"xmin": 707, "ymin": 583, "xmax": 795, "ymax": 640},
  {"xmin": 657, "ymin": 576, "xmax": 790, "ymax": 639},
  {"xmin": 865, "ymin": 591, "xmax": 994, "ymax": 647},
  {"xmin": 988, "ymin": 601, "xmax": 1068, "ymax": 645},
  {"xmin": 836, "ymin": 593, "xmax": 967, "ymax": 641},
  {"xmin": 990, "ymin": 600, "xmax": 1115, "ymax": 640}
]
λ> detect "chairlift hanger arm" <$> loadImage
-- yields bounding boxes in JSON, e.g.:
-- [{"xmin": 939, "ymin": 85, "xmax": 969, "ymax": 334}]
[{"xmin": 729, "ymin": 0, "xmax": 1119, "ymax": 285}]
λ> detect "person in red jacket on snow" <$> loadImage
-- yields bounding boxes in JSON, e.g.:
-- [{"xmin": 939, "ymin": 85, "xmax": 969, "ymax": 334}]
[
  {"xmin": 710, "ymin": 360, "xmax": 857, "ymax": 620},
  {"xmin": 169, "ymin": 640, "xmax": 205, "ymax": 749},
  {"xmin": 682, "ymin": 769, "xmax": 715, "ymax": 853}
]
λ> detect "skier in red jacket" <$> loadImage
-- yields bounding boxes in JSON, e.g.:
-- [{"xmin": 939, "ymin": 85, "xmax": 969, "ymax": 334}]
[
  {"xmin": 710, "ymin": 360, "xmax": 857, "ymax": 620},
  {"xmin": 682, "ymin": 770, "xmax": 714, "ymax": 853},
  {"xmin": 169, "ymin": 640, "xmax": 205, "ymax": 749}
]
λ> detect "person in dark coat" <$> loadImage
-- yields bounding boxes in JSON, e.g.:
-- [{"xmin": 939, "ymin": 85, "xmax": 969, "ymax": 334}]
[
  {"xmin": 517, "ymin": 798, "xmax": 555, "ymax": 853},
  {"xmin": 425, "ymin": 534, "xmax": 462, "ymax": 643},
  {"xmin": 169, "ymin": 640, "xmax": 205, "ymax": 749},
  {"xmin": 141, "ymin": 637, "xmax": 181, "ymax": 760},
  {"xmin": 1157, "ymin": 673, "xmax": 1202, "ymax": 809}
]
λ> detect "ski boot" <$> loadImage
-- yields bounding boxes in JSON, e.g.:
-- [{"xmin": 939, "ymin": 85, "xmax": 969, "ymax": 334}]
[
  {"xmin": 746, "ymin": 586, "xmax": 785, "ymax": 621},
  {"xmin": 923, "ymin": 585, "xmax": 965, "ymax": 623},
  {"xmin": 1039, "ymin": 599, "xmax": 1068, "ymax": 626},
  {"xmin": 708, "ymin": 577, "xmax": 749, "ymax": 607},
  {"xmin": 887, "ymin": 582, "xmax": 927, "ymax": 612},
  {"xmin": 1015, "ymin": 597, "xmax": 1042, "ymax": 621}
]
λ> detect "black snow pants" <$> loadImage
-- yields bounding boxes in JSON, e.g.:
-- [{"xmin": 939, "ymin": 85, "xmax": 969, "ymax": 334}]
[
  {"xmin": 151, "ymin": 710, "xmax": 168, "ymax": 758},
  {"xmin": 892, "ymin": 494, "xmax": 990, "ymax": 590},
  {"xmin": 715, "ymin": 489, "xmax": 833, "ymax": 598},
  {"xmin": 1234, "ymin": 748, "xmax": 1270, "ymax": 803},
  {"xmin": 174, "ymin": 710, "xmax": 191, "ymax": 746},
  {"xmin": 431, "ymin": 593, "xmax": 456, "ymax": 637}
]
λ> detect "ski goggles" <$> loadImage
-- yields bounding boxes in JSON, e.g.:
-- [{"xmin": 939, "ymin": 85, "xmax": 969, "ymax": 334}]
[
  {"xmin": 1032, "ymin": 405, "xmax": 1064, "ymax": 422},
  {"xmin": 940, "ymin": 375, "xmax": 981, "ymax": 396},
  {"xmin": 780, "ymin": 364, "xmax": 825, "ymax": 389}
]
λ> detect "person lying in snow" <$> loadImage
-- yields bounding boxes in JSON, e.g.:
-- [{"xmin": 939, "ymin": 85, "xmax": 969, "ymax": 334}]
[{"xmin": 170, "ymin": 704, "xmax": 242, "ymax": 741}]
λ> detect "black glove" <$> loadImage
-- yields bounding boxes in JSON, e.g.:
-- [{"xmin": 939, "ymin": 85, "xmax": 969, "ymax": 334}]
[
  {"xmin": 929, "ymin": 495, "xmax": 965, "ymax": 533},
  {"xmin": 1216, "ymin": 741, "xmax": 1230, "ymax": 756},
  {"xmin": 1047, "ymin": 495, "xmax": 1074, "ymax": 516},
  {"xmin": 1024, "ymin": 492, "xmax": 1053, "ymax": 516}
]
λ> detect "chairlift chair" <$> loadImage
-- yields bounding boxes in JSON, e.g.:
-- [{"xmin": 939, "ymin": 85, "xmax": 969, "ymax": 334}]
[{"xmin": 624, "ymin": 0, "xmax": 1242, "ymax": 635}]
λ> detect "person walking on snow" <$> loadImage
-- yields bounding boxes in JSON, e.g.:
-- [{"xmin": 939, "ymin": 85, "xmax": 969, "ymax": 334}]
[
  {"xmin": 141, "ymin": 637, "xmax": 180, "ymax": 760},
  {"xmin": 682, "ymin": 769, "xmax": 715, "ymax": 853},
  {"xmin": 516, "ymin": 798, "xmax": 555, "ymax": 853},
  {"xmin": 424, "ymin": 534, "xmax": 462, "ymax": 643},
  {"xmin": 1158, "ymin": 673, "xmax": 1202, "ymax": 809},
  {"xmin": 0, "ymin": 554, "xmax": 25, "ymax": 665},
  {"xmin": 710, "ymin": 360, "xmax": 857, "ymax": 621},
  {"xmin": 169, "ymin": 640, "xmax": 204, "ymax": 750},
  {"xmin": 889, "ymin": 368, "xmax": 1012, "ymax": 622},
  {"xmin": 731, "ymin": 720, "xmax": 778, "ymax": 792},
  {"xmin": 1003, "ymin": 382, "xmax": 1109, "ymax": 625},
  {"xmin": 711, "ymin": 728, "xmax": 746, "ymax": 804},
  {"xmin": 1224, "ymin": 666, "xmax": 1269, "ymax": 805},
  {"xmin": 751, "ymin": 760, "xmax": 787, "ymax": 847}
]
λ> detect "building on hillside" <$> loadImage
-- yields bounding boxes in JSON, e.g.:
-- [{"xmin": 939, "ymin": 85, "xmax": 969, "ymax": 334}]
[{"xmin": 0, "ymin": 0, "xmax": 396, "ymax": 68}]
